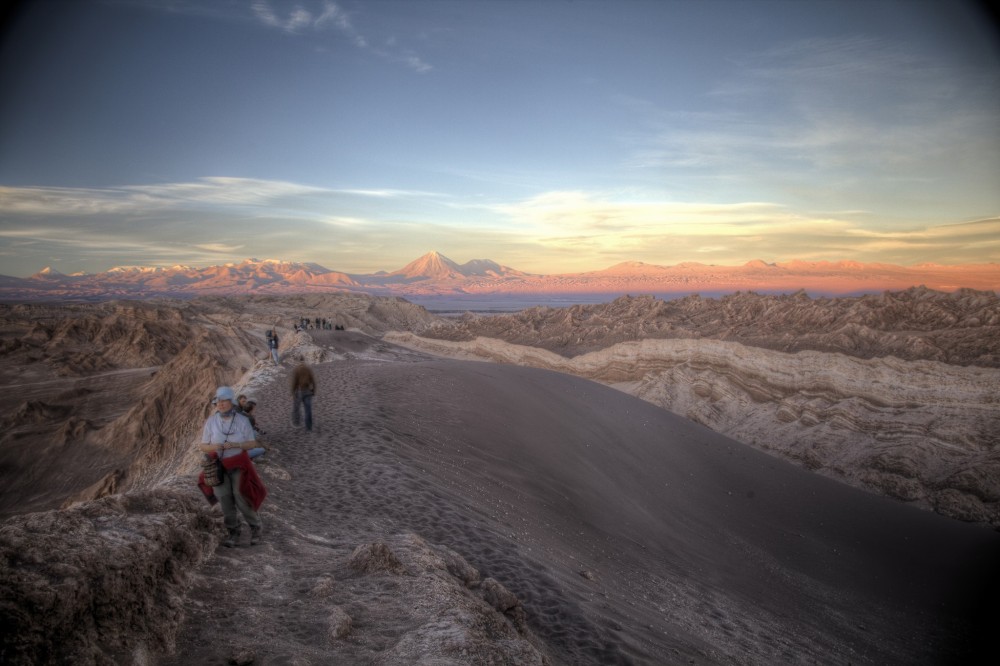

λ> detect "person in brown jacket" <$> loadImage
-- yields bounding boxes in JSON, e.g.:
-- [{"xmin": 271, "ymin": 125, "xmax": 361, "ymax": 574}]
[{"xmin": 291, "ymin": 355, "xmax": 316, "ymax": 431}]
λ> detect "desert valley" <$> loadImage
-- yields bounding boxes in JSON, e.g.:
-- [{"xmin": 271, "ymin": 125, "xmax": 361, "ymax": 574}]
[{"xmin": 0, "ymin": 255, "xmax": 998, "ymax": 664}]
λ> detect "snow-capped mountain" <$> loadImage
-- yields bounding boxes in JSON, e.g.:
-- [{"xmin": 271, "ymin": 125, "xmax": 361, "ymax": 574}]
[
  {"xmin": 30, "ymin": 267, "xmax": 68, "ymax": 280},
  {"xmin": 1, "ymin": 252, "xmax": 997, "ymax": 301},
  {"xmin": 386, "ymin": 251, "xmax": 466, "ymax": 280},
  {"xmin": 380, "ymin": 251, "xmax": 527, "ymax": 281}
]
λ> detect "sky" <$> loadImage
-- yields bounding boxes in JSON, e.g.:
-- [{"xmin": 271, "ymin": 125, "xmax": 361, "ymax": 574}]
[{"xmin": 0, "ymin": 0, "xmax": 998, "ymax": 277}]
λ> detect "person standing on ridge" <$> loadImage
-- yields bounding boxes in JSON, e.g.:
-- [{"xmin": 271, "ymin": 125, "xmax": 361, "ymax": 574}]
[
  {"xmin": 267, "ymin": 328, "xmax": 280, "ymax": 365},
  {"xmin": 199, "ymin": 386, "xmax": 267, "ymax": 547},
  {"xmin": 291, "ymin": 355, "xmax": 316, "ymax": 432}
]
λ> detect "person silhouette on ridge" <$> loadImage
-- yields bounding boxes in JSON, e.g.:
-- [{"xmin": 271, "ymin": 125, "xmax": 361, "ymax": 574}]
[{"xmin": 291, "ymin": 355, "xmax": 316, "ymax": 432}]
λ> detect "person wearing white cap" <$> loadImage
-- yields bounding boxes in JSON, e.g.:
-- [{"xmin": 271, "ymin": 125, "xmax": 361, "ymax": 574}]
[{"xmin": 199, "ymin": 386, "xmax": 265, "ymax": 547}]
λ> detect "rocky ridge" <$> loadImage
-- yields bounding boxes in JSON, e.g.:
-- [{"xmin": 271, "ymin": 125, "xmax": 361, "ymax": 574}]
[
  {"xmin": 0, "ymin": 483, "xmax": 217, "ymax": 664},
  {"xmin": 0, "ymin": 293, "xmax": 438, "ymax": 517},
  {"xmin": 0, "ymin": 303, "xmax": 558, "ymax": 665}
]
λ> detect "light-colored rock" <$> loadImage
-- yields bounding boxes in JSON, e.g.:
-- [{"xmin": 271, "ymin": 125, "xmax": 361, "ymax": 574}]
[{"xmin": 327, "ymin": 606, "xmax": 353, "ymax": 641}]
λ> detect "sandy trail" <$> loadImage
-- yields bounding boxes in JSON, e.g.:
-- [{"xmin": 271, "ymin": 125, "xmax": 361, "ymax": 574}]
[{"xmin": 158, "ymin": 331, "xmax": 998, "ymax": 665}]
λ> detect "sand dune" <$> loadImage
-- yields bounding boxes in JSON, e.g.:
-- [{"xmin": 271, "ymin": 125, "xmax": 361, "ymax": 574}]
[
  {"xmin": 384, "ymin": 288, "xmax": 1000, "ymax": 527},
  {"xmin": 385, "ymin": 332, "xmax": 1000, "ymax": 526}
]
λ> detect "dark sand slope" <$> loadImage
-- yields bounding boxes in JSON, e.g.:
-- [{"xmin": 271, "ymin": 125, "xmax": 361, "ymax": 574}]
[{"xmin": 160, "ymin": 328, "xmax": 998, "ymax": 666}]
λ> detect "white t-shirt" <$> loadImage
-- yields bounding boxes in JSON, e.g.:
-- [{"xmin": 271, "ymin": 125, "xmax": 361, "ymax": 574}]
[{"xmin": 201, "ymin": 411, "xmax": 255, "ymax": 459}]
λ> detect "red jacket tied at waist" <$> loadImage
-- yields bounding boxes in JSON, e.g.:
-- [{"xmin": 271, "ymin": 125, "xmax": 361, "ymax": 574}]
[{"xmin": 197, "ymin": 450, "xmax": 268, "ymax": 510}]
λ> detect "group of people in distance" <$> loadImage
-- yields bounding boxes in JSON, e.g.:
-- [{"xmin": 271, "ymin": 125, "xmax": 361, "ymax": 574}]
[
  {"xmin": 268, "ymin": 319, "xmax": 344, "ymax": 368},
  {"xmin": 294, "ymin": 316, "xmax": 342, "ymax": 331},
  {"xmin": 198, "ymin": 328, "xmax": 318, "ymax": 549}
]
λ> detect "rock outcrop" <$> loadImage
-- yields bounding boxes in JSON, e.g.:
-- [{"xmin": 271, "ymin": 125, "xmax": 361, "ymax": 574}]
[
  {"xmin": 341, "ymin": 534, "xmax": 548, "ymax": 665},
  {"xmin": 0, "ymin": 483, "xmax": 218, "ymax": 665}
]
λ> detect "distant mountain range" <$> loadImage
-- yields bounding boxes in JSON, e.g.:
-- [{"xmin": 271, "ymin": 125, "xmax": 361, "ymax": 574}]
[{"xmin": 1, "ymin": 251, "xmax": 998, "ymax": 301}]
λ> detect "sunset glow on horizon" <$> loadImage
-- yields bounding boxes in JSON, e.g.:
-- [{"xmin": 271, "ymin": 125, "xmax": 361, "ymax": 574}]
[{"xmin": 1, "ymin": 1, "xmax": 997, "ymax": 278}]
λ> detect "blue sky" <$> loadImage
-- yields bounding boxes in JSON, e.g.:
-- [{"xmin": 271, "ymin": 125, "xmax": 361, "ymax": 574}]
[{"xmin": 0, "ymin": 0, "xmax": 997, "ymax": 277}]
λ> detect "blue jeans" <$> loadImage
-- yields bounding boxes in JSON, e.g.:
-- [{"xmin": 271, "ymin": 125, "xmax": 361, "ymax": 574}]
[
  {"xmin": 248, "ymin": 447, "xmax": 266, "ymax": 459},
  {"xmin": 270, "ymin": 348, "xmax": 279, "ymax": 364},
  {"xmin": 293, "ymin": 391, "xmax": 313, "ymax": 431}
]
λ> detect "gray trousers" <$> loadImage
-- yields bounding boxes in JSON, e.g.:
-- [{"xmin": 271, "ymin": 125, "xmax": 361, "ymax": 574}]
[{"xmin": 215, "ymin": 468, "xmax": 262, "ymax": 533}]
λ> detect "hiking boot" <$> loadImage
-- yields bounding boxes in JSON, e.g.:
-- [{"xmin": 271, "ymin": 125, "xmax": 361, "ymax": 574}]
[
  {"xmin": 223, "ymin": 529, "xmax": 240, "ymax": 548},
  {"xmin": 250, "ymin": 526, "xmax": 262, "ymax": 546}
]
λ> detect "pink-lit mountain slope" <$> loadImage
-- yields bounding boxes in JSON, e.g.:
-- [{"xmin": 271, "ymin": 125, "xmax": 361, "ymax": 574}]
[
  {"xmin": 376, "ymin": 251, "xmax": 528, "ymax": 282},
  {"xmin": 0, "ymin": 259, "xmax": 358, "ymax": 300},
  {"xmin": 1, "ymin": 252, "xmax": 998, "ymax": 301}
]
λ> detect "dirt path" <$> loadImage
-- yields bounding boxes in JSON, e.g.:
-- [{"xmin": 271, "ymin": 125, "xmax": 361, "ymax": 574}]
[{"xmin": 158, "ymin": 334, "xmax": 568, "ymax": 665}]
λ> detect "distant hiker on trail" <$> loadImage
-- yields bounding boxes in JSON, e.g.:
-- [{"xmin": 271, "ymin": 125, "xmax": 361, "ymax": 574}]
[
  {"xmin": 291, "ymin": 355, "xmax": 316, "ymax": 432},
  {"xmin": 198, "ymin": 386, "xmax": 267, "ymax": 547},
  {"xmin": 267, "ymin": 329, "xmax": 280, "ymax": 365}
]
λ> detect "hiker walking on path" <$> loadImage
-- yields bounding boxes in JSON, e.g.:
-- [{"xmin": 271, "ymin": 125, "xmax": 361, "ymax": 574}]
[
  {"xmin": 291, "ymin": 355, "xmax": 316, "ymax": 432},
  {"xmin": 267, "ymin": 329, "xmax": 280, "ymax": 365},
  {"xmin": 199, "ymin": 386, "xmax": 267, "ymax": 547}
]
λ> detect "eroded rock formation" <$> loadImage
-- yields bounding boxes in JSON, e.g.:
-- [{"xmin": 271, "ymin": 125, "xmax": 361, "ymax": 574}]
[
  {"xmin": 420, "ymin": 288, "xmax": 1000, "ymax": 366},
  {"xmin": 0, "ymin": 482, "xmax": 217, "ymax": 665}
]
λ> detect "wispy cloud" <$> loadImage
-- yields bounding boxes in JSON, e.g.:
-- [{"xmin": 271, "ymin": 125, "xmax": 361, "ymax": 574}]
[
  {"xmin": 1, "ymin": 179, "xmax": 996, "ymax": 276},
  {"xmin": 192, "ymin": 242, "xmax": 245, "ymax": 254},
  {"xmin": 0, "ymin": 177, "xmax": 465, "ymax": 273},
  {"xmin": 0, "ymin": 178, "xmax": 327, "ymax": 216},
  {"xmin": 495, "ymin": 191, "xmax": 828, "ymax": 234},
  {"xmin": 334, "ymin": 188, "xmax": 444, "ymax": 199},
  {"xmin": 250, "ymin": 0, "xmax": 432, "ymax": 73},
  {"xmin": 0, "ymin": 223, "xmax": 242, "ymax": 269},
  {"xmin": 624, "ymin": 35, "xmax": 1000, "ymax": 219},
  {"xmin": 122, "ymin": 0, "xmax": 432, "ymax": 73},
  {"xmin": 402, "ymin": 54, "xmax": 432, "ymax": 74},
  {"xmin": 251, "ymin": 0, "xmax": 344, "ymax": 33},
  {"xmin": 491, "ymin": 191, "xmax": 1000, "ymax": 267}
]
